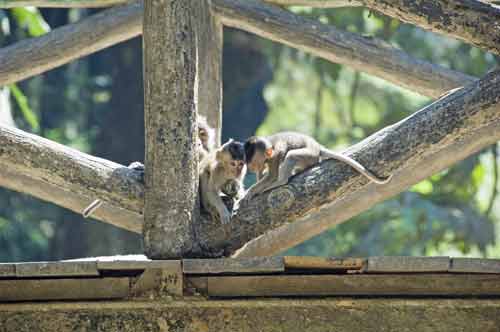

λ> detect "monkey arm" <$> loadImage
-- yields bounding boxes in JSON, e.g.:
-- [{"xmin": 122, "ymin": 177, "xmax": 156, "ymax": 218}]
[{"xmin": 200, "ymin": 172, "xmax": 231, "ymax": 225}]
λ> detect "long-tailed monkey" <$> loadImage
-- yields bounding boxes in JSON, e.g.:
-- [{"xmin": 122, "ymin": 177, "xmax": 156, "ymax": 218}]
[{"xmin": 243, "ymin": 132, "xmax": 391, "ymax": 199}]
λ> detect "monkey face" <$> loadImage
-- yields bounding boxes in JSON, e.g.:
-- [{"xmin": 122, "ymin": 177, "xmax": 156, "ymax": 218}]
[
  {"xmin": 247, "ymin": 151, "xmax": 266, "ymax": 173},
  {"xmin": 230, "ymin": 159, "xmax": 246, "ymax": 177}
]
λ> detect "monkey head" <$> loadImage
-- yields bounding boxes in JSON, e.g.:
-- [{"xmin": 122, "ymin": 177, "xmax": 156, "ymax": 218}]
[
  {"xmin": 197, "ymin": 115, "xmax": 215, "ymax": 151},
  {"xmin": 244, "ymin": 136, "xmax": 273, "ymax": 173},
  {"xmin": 216, "ymin": 139, "xmax": 246, "ymax": 178}
]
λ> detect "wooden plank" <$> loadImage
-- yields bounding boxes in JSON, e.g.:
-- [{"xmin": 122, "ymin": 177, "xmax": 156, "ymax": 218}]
[
  {"xmin": 0, "ymin": 263, "xmax": 15, "ymax": 277},
  {"xmin": 15, "ymin": 261, "xmax": 99, "ymax": 277},
  {"xmin": 182, "ymin": 257, "xmax": 284, "ymax": 274},
  {"xmin": 184, "ymin": 276, "xmax": 208, "ymax": 296},
  {"xmin": 366, "ymin": 256, "xmax": 450, "ymax": 273},
  {"xmin": 130, "ymin": 263, "xmax": 183, "ymax": 297},
  {"xmin": 450, "ymin": 258, "xmax": 500, "ymax": 274},
  {"xmin": 283, "ymin": 256, "xmax": 365, "ymax": 270},
  {"xmin": 97, "ymin": 260, "xmax": 180, "ymax": 270},
  {"xmin": 206, "ymin": 274, "xmax": 500, "ymax": 297},
  {"xmin": 0, "ymin": 277, "xmax": 129, "ymax": 301}
]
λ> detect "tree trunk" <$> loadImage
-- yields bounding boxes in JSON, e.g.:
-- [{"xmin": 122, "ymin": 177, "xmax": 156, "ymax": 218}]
[{"xmin": 143, "ymin": 0, "xmax": 201, "ymax": 258}]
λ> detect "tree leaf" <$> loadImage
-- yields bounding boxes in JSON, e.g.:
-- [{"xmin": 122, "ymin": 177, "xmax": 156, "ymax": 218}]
[{"xmin": 9, "ymin": 84, "xmax": 39, "ymax": 132}]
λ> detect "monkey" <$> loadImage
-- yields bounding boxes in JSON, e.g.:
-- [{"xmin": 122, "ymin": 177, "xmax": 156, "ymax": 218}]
[
  {"xmin": 197, "ymin": 115, "xmax": 215, "ymax": 162},
  {"xmin": 82, "ymin": 118, "xmax": 246, "ymax": 219},
  {"xmin": 82, "ymin": 116, "xmax": 217, "ymax": 219},
  {"xmin": 199, "ymin": 139, "xmax": 246, "ymax": 225},
  {"xmin": 243, "ymin": 132, "xmax": 392, "ymax": 200},
  {"xmin": 198, "ymin": 115, "xmax": 245, "ymax": 201}
]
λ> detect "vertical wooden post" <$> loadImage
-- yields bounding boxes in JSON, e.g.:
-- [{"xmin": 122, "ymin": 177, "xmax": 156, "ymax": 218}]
[
  {"xmin": 143, "ymin": 0, "xmax": 223, "ymax": 258},
  {"xmin": 196, "ymin": 1, "xmax": 223, "ymax": 145},
  {"xmin": 143, "ymin": 0, "xmax": 199, "ymax": 258}
]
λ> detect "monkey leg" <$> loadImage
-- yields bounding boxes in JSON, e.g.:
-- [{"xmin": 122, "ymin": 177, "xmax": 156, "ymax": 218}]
[{"xmin": 264, "ymin": 149, "xmax": 319, "ymax": 192}]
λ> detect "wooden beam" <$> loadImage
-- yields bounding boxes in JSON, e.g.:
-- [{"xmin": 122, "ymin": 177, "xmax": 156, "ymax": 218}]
[
  {"xmin": 0, "ymin": 0, "xmax": 128, "ymax": 7},
  {"xmin": 2, "ymin": 298, "xmax": 500, "ymax": 331},
  {"xmin": 143, "ymin": 0, "xmax": 201, "ymax": 258},
  {"xmin": 212, "ymin": 0, "xmax": 476, "ymax": 98},
  {"xmin": 0, "ymin": 278, "xmax": 129, "ymax": 301},
  {"xmin": 0, "ymin": 263, "xmax": 16, "ymax": 277},
  {"xmin": 358, "ymin": 0, "xmax": 500, "ymax": 56},
  {"xmin": 265, "ymin": 0, "xmax": 361, "ymax": 7},
  {"xmin": 0, "ymin": 124, "xmax": 143, "ymax": 215},
  {"xmin": 0, "ymin": 0, "xmax": 476, "ymax": 99},
  {"xmin": 450, "ymin": 258, "xmax": 500, "ymax": 273},
  {"xmin": 182, "ymin": 257, "xmax": 284, "ymax": 274},
  {"xmin": 15, "ymin": 261, "xmax": 99, "ymax": 277},
  {"xmin": 365, "ymin": 256, "xmax": 450, "ymax": 273},
  {"xmin": 0, "ymin": 162, "xmax": 142, "ymax": 233},
  {"xmin": 283, "ymin": 256, "xmax": 365, "ymax": 270},
  {"xmin": 228, "ymin": 70, "xmax": 500, "ymax": 257},
  {"xmin": 0, "ymin": 1, "xmax": 142, "ymax": 86},
  {"xmin": 203, "ymin": 274, "xmax": 500, "ymax": 297}
]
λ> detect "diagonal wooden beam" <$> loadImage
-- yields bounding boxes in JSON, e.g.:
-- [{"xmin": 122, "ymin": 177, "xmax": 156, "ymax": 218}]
[
  {"xmin": 0, "ymin": 0, "xmax": 128, "ymax": 7},
  {"xmin": 212, "ymin": 0, "xmax": 476, "ymax": 98},
  {"xmin": 0, "ymin": 0, "xmax": 475, "ymax": 98},
  {"xmin": 227, "ymin": 69, "xmax": 500, "ymax": 257},
  {"xmin": 357, "ymin": 0, "xmax": 500, "ymax": 56},
  {"xmin": 0, "ymin": 1, "xmax": 142, "ymax": 86},
  {"xmin": 0, "ymin": 124, "xmax": 143, "ymax": 233}
]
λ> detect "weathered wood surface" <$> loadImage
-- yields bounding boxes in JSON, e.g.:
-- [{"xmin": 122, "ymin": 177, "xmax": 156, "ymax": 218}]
[
  {"xmin": 0, "ymin": 264, "xmax": 15, "ymax": 277},
  {"xmin": 130, "ymin": 266, "xmax": 183, "ymax": 297},
  {"xmin": 196, "ymin": 0, "xmax": 223, "ymax": 144},
  {"xmin": 203, "ymin": 274, "xmax": 500, "ymax": 297},
  {"xmin": 97, "ymin": 260, "xmax": 180, "ymax": 271},
  {"xmin": 15, "ymin": 261, "xmax": 99, "ymax": 277},
  {"xmin": 0, "ymin": 1, "xmax": 142, "ymax": 85},
  {"xmin": 266, "ymin": 0, "xmax": 361, "ymax": 7},
  {"xmin": 450, "ymin": 258, "xmax": 500, "ymax": 274},
  {"xmin": 212, "ymin": 0, "xmax": 475, "ymax": 98},
  {"xmin": 359, "ymin": 0, "xmax": 500, "ymax": 56},
  {"xmin": 283, "ymin": 256, "xmax": 365, "ymax": 270},
  {"xmin": 143, "ymin": 0, "xmax": 200, "ymax": 258},
  {"xmin": 225, "ymin": 70, "xmax": 500, "ymax": 257},
  {"xmin": 0, "ymin": 0, "xmax": 128, "ymax": 7},
  {"xmin": 183, "ymin": 257, "xmax": 284, "ymax": 274},
  {"xmin": 2, "ymin": 299, "xmax": 500, "ymax": 332},
  {"xmin": 0, "ymin": 278, "xmax": 129, "ymax": 301},
  {"xmin": 0, "ymin": 124, "xmax": 144, "ymax": 232},
  {"xmin": 0, "ymin": 0, "xmax": 476, "ymax": 99},
  {"xmin": 366, "ymin": 256, "xmax": 450, "ymax": 273}
]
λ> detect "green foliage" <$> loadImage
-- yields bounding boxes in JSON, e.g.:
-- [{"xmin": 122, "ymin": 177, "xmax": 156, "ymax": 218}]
[
  {"xmin": 9, "ymin": 84, "xmax": 39, "ymax": 132},
  {"xmin": 10, "ymin": 7, "xmax": 50, "ymax": 37}
]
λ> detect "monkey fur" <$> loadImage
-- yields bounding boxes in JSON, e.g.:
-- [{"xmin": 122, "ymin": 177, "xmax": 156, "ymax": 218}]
[
  {"xmin": 199, "ymin": 139, "xmax": 246, "ymax": 225},
  {"xmin": 243, "ymin": 131, "xmax": 391, "ymax": 199}
]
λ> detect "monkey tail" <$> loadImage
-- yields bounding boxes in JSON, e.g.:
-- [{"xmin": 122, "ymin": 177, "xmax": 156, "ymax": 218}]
[
  {"xmin": 319, "ymin": 148, "xmax": 392, "ymax": 184},
  {"xmin": 82, "ymin": 199, "xmax": 103, "ymax": 218}
]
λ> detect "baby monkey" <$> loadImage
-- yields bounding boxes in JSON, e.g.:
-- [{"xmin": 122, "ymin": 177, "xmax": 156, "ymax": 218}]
[
  {"xmin": 199, "ymin": 139, "xmax": 246, "ymax": 225},
  {"xmin": 244, "ymin": 132, "xmax": 391, "ymax": 199}
]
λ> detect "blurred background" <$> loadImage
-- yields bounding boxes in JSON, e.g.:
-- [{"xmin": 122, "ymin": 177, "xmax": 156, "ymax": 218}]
[{"xmin": 0, "ymin": 5, "xmax": 499, "ymax": 261}]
